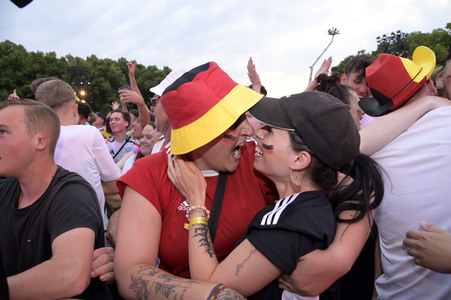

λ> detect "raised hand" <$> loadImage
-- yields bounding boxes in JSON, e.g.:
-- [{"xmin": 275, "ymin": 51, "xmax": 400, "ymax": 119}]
[{"xmin": 247, "ymin": 57, "xmax": 262, "ymax": 93}]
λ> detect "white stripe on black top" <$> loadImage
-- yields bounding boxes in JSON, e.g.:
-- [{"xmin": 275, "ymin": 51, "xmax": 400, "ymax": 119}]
[{"xmin": 260, "ymin": 193, "xmax": 300, "ymax": 226}]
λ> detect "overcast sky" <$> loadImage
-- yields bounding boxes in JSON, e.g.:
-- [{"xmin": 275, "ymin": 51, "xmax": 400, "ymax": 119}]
[{"xmin": 1, "ymin": 0, "xmax": 450, "ymax": 97}]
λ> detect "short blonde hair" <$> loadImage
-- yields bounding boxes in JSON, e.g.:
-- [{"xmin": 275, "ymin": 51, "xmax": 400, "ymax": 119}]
[
  {"xmin": 35, "ymin": 79, "xmax": 76, "ymax": 108},
  {"xmin": 0, "ymin": 99, "xmax": 60, "ymax": 156}
]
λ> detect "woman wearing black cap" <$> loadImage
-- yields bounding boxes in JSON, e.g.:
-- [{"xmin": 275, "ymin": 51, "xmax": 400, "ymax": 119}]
[{"xmin": 169, "ymin": 91, "xmax": 384, "ymax": 299}]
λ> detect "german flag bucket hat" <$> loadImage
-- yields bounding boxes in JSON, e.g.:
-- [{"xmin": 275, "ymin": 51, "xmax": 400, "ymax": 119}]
[{"xmin": 161, "ymin": 62, "xmax": 264, "ymax": 155}]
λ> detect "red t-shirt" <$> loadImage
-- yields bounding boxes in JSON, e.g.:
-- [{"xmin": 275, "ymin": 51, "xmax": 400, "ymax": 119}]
[{"xmin": 118, "ymin": 141, "xmax": 278, "ymax": 277}]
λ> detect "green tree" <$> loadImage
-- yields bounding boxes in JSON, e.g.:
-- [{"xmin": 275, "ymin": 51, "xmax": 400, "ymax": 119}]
[
  {"xmin": 336, "ymin": 23, "xmax": 451, "ymax": 72},
  {"xmin": 0, "ymin": 40, "xmax": 171, "ymax": 114},
  {"xmin": 371, "ymin": 23, "xmax": 451, "ymax": 66},
  {"xmin": 336, "ymin": 50, "xmax": 372, "ymax": 75},
  {"xmin": 406, "ymin": 24, "xmax": 451, "ymax": 66},
  {"xmin": 0, "ymin": 40, "xmax": 67, "ymax": 100}
]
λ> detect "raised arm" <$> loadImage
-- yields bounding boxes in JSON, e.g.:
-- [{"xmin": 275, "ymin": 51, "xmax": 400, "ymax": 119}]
[
  {"xmin": 8, "ymin": 89, "xmax": 20, "ymax": 100},
  {"xmin": 360, "ymin": 95, "xmax": 451, "ymax": 155},
  {"xmin": 247, "ymin": 57, "xmax": 262, "ymax": 94},
  {"xmin": 118, "ymin": 89, "xmax": 150, "ymax": 129},
  {"xmin": 304, "ymin": 57, "xmax": 332, "ymax": 91},
  {"xmin": 167, "ymin": 156, "xmax": 281, "ymax": 297},
  {"xmin": 7, "ymin": 228, "xmax": 95, "ymax": 299},
  {"xmin": 122, "ymin": 60, "xmax": 151, "ymax": 128},
  {"xmin": 127, "ymin": 60, "xmax": 142, "ymax": 96}
]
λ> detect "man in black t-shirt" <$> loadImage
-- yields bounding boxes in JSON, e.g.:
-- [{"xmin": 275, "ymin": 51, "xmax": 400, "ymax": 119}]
[{"xmin": 0, "ymin": 99, "xmax": 111, "ymax": 299}]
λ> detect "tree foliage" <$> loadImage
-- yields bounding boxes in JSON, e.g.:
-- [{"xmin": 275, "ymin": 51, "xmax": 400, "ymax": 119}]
[
  {"xmin": 335, "ymin": 23, "xmax": 451, "ymax": 74},
  {"xmin": 0, "ymin": 40, "xmax": 171, "ymax": 113}
]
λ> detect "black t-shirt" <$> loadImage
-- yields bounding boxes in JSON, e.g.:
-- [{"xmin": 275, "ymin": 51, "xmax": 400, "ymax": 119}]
[
  {"xmin": 243, "ymin": 191, "xmax": 339, "ymax": 300},
  {"xmin": 0, "ymin": 166, "xmax": 111, "ymax": 299}
]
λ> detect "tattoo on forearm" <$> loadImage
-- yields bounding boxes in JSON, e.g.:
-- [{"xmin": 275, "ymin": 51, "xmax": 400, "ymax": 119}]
[
  {"xmin": 193, "ymin": 224, "xmax": 216, "ymax": 258},
  {"xmin": 130, "ymin": 273, "xmax": 151, "ymax": 299},
  {"xmin": 235, "ymin": 249, "xmax": 256, "ymax": 276},
  {"xmin": 129, "ymin": 265, "xmax": 199, "ymax": 299},
  {"xmin": 217, "ymin": 289, "xmax": 246, "ymax": 300}
]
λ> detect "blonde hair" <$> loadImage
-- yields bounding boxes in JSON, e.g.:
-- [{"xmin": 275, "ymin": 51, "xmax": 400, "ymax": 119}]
[
  {"xmin": 0, "ymin": 99, "xmax": 60, "ymax": 155},
  {"xmin": 35, "ymin": 79, "xmax": 76, "ymax": 108}
]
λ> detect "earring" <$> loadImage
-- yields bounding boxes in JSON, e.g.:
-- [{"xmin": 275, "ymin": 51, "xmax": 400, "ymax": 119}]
[{"xmin": 290, "ymin": 170, "xmax": 302, "ymax": 188}]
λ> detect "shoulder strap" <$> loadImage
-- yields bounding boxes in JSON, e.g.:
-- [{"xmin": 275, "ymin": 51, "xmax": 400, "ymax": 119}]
[
  {"xmin": 208, "ymin": 171, "xmax": 228, "ymax": 243},
  {"xmin": 112, "ymin": 136, "xmax": 130, "ymax": 160}
]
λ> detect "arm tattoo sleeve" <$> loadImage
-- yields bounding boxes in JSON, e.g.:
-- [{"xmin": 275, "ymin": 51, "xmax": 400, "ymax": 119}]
[
  {"xmin": 129, "ymin": 265, "xmax": 199, "ymax": 300},
  {"xmin": 193, "ymin": 223, "xmax": 216, "ymax": 258},
  {"xmin": 217, "ymin": 288, "xmax": 246, "ymax": 300}
]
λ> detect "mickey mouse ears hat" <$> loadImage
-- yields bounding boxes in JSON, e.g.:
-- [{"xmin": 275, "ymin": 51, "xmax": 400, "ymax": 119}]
[
  {"xmin": 249, "ymin": 91, "xmax": 360, "ymax": 170},
  {"xmin": 359, "ymin": 46, "xmax": 436, "ymax": 116},
  {"xmin": 161, "ymin": 62, "xmax": 264, "ymax": 155}
]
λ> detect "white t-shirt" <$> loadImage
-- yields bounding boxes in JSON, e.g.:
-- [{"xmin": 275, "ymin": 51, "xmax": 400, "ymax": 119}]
[
  {"xmin": 122, "ymin": 153, "xmax": 137, "ymax": 175},
  {"xmin": 151, "ymin": 136, "xmax": 171, "ymax": 154},
  {"xmin": 372, "ymin": 107, "xmax": 451, "ymax": 300},
  {"xmin": 55, "ymin": 125, "xmax": 121, "ymax": 229},
  {"xmin": 106, "ymin": 136, "xmax": 140, "ymax": 163}
]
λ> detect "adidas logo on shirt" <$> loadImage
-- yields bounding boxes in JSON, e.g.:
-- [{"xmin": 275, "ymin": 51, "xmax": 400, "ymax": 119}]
[{"xmin": 178, "ymin": 199, "xmax": 190, "ymax": 212}]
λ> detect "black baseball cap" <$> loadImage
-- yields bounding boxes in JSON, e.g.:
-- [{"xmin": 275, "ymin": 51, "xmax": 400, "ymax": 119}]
[{"xmin": 249, "ymin": 91, "xmax": 360, "ymax": 170}]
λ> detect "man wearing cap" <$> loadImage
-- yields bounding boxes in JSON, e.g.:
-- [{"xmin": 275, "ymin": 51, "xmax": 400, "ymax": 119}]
[
  {"xmin": 105, "ymin": 68, "xmax": 188, "ymax": 247},
  {"xmin": 149, "ymin": 68, "xmax": 186, "ymax": 154},
  {"xmin": 359, "ymin": 46, "xmax": 451, "ymax": 299}
]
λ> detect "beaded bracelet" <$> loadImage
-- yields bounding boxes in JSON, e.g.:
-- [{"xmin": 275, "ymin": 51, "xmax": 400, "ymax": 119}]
[
  {"xmin": 186, "ymin": 206, "xmax": 211, "ymax": 221},
  {"xmin": 189, "ymin": 216, "xmax": 208, "ymax": 227},
  {"xmin": 207, "ymin": 283, "xmax": 227, "ymax": 300}
]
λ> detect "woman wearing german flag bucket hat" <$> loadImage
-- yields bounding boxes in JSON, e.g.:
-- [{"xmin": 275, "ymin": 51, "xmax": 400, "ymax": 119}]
[
  {"xmin": 114, "ymin": 62, "xmax": 382, "ymax": 299},
  {"xmin": 114, "ymin": 62, "xmax": 278, "ymax": 299}
]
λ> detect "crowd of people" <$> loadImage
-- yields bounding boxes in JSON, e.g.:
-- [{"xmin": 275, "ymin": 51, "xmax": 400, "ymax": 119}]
[{"xmin": 1, "ymin": 44, "xmax": 451, "ymax": 299}]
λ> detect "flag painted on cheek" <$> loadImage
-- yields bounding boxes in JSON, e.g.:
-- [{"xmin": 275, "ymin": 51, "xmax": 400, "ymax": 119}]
[
  {"xmin": 261, "ymin": 143, "xmax": 274, "ymax": 156},
  {"xmin": 222, "ymin": 134, "xmax": 237, "ymax": 146}
]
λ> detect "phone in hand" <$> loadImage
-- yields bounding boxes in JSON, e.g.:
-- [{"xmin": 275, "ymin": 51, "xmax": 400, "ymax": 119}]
[{"xmin": 118, "ymin": 85, "xmax": 131, "ymax": 91}]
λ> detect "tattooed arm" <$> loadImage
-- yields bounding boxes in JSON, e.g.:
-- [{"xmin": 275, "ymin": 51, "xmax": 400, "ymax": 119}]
[
  {"xmin": 114, "ymin": 186, "xmax": 161, "ymax": 299},
  {"xmin": 114, "ymin": 186, "xmax": 246, "ymax": 300},
  {"xmin": 189, "ymin": 219, "xmax": 281, "ymax": 297},
  {"xmin": 127, "ymin": 265, "xmax": 245, "ymax": 300},
  {"xmin": 168, "ymin": 156, "xmax": 282, "ymax": 297}
]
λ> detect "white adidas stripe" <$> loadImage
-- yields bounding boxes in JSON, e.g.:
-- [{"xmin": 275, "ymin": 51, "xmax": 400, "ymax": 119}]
[{"xmin": 260, "ymin": 193, "xmax": 300, "ymax": 225}]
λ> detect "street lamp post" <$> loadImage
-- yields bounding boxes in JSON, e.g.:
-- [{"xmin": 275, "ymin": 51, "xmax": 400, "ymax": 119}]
[{"xmin": 308, "ymin": 27, "xmax": 340, "ymax": 84}]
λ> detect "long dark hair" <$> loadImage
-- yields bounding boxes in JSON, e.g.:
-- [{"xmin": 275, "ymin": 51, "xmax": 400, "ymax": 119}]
[
  {"xmin": 289, "ymin": 131, "xmax": 384, "ymax": 224},
  {"xmin": 330, "ymin": 154, "xmax": 384, "ymax": 223}
]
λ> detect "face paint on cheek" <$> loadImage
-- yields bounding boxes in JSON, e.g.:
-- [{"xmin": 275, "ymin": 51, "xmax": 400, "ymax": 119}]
[
  {"xmin": 261, "ymin": 143, "xmax": 274, "ymax": 156},
  {"xmin": 222, "ymin": 134, "xmax": 237, "ymax": 146}
]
